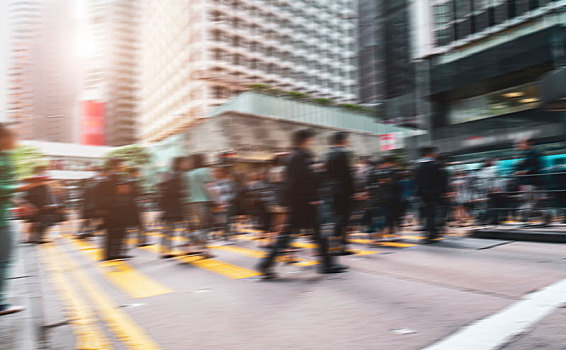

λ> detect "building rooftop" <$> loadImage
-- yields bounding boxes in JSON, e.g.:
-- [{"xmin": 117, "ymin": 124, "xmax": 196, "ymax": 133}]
[
  {"xmin": 20, "ymin": 140, "xmax": 117, "ymax": 158},
  {"xmin": 208, "ymin": 91, "xmax": 414, "ymax": 136}
]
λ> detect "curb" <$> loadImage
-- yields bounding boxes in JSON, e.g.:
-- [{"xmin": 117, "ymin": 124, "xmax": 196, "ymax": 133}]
[
  {"xmin": 0, "ymin": 242, "xmax": 43, "ymax": 350},
  {"xmin": 471, "ymin": 228, "xmax": 566, "ymax": 243}
]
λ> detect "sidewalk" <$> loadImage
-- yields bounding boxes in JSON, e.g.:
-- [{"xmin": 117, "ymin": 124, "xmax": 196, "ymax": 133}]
[
  {"xmin": 0, "ymin": 242, "xmax": 42, "ymax": 349},
  {"xmin": 472, "ymin": 223, "xmax": 566, "ymax": 243}
]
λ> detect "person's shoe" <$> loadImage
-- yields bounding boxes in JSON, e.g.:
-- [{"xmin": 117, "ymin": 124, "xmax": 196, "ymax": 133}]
[
  {"xmin": 0, "ymin": 304, "xmax": 25, "ymax": 316},
  {"xmin": 319, "ymin": 264, "xmax": 349, "ymax": 274},
  {"xmin": 137, "ymin": 243, "xmax": 153, "ymax": 247},
  {"xmin": 339, "ymin": 249, "xmax": 355, "ymax": 256},
  {"xmin": 117, "ymin": 255, "xmax": 134, "ymax": 260},
  {"xmin": 257, "ymin": 263, "xmax": 277, "ymax": 280},
  {"xmin": 160, "ymin": 254, "xmax": 175, "ymax": 259},
  {"xmin": 199, "ymin": 252, "xmax": 215, "ymax": 259}
]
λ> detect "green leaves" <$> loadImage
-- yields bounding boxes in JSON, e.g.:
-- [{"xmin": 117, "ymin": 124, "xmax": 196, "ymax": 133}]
[
  {"xmin": 12, "ymin": 145, "xmax": 49, "ymax": 180},
  {"xmin": 105, "ymin": 145, "xmax": 151, "ymax": 167}
]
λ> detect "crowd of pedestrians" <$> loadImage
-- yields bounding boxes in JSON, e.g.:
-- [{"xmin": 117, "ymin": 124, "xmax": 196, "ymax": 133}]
[{"xmin": 1, "ymin": 122, "xmax": 565, "ymax": 313}]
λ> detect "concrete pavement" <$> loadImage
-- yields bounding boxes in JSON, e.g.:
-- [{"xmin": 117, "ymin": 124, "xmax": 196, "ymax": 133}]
[{"xmin": 2, "ymin": 220, "xmax": 566, "ymax": 350}]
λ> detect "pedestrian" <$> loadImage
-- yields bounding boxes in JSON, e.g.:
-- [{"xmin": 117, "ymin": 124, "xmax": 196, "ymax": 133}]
[
  {"xmin": 184, "ymin": 153, "xmax": 215, "ymax": 258},
  {"xmin": 324, "ymin": 131, "xmax": 355, "ymax": 255},
  {"xmin": 415, "ymin": 146, "xmax": 447, "ymax": 243},
  {"xmin": 124, "ymin": 167, "xmax": 148, "ymax": 247},
  {"xmin": 515, "ymin": 139, "xmax": 543, "ymax": 221},
  {"xmin": 0, "ymin": 122, "xmax": 49, "ymax": 315},
  {"xmin": 158, "ymin": 157, "xmax": 188, "ymax": 258},
  {"xmin": 211, "ymin": 165, "xmax": 237, "ymax": 241},
  {"xmin": 22, "ymin": 165, "xmax": 53, "ymax": 244},
  {"xmin": 265, "ymin": 154, "xmax": 289, "ymax": 249},
  {"xmin": 97, "ymin": 157, "xmax": 133, "ymax": 261},
  {"xmin": 257, "ymin": 128, "xmax": 348, "ymax": 279},
  {"xmin": 377, "ymin": 155, "xmax": 403, "ymax": 241}
]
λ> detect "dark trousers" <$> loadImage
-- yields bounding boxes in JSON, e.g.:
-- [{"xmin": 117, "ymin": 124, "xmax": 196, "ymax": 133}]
[
  {"xmin": 421, "ymin": 197, "xmax": 440, "ymax": 239},
  {"xmin": 332, "ymin": 196, "xmax": 352, "ymax": 247},
  {"xmin": 104, "ymin": 219, "xmax": 126, "ymax": 260},
  {"xmin": 260, "ymin": 205, "xmax": 332, "ymax": 270}
]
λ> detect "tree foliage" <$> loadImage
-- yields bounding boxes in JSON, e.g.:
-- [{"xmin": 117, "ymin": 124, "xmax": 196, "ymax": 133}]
[
  {"xmin": 105, "ymin": 145, "xmax": 151, "ymax": 167},
  {"xmin": 12, "ymin": 145, "xmax": 49, "ymax": 180}
]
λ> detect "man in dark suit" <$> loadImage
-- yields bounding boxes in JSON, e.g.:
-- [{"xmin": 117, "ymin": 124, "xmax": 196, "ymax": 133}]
[
  {"xmin": 124, "ymin": 167, "xmax": 148, "ymax": 247},
  {"xmin": 97, "ymin": 158, "xmax": 134, "ymax": 261},
  {"xmin": 257, "ymin": 128, "xmax": 348, "ymax": 279},
  {"xmin": 415, "ymin": 146, "xmax": 446, "ymax": 243},
  {"xmin": 324, "ymin": 132, "xmax": 355, "ymax": 255}
]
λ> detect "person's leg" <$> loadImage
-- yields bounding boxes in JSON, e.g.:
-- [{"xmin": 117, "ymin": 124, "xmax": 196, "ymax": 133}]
[
  {"xmin": 0, "ymin": 225, "xmax": 13, "ymax": 307},
  {"xmin": 137, "ymin": 225, "xmax": 146, "ymax": 246},
  {"xmin": 309, "ymin": 216, "xmax": 332, "ymax": 268},
  {"xmin": 160, "ymin": 221, "xmax": 171, "ymax": 255},
  {"xmin": 115, "ymin": 226, "xmax": 127, "ymax": 258},
  {"xmin": 258, "ymin": 222, "xmax": 292, "ymax": 274},
  {"xmin": 103, "ymin": 223, "xmax": 113, "ymax": 260},
  {"xmin": 422, "ymin": 199, "xmax": 437, "ymax": 240}
]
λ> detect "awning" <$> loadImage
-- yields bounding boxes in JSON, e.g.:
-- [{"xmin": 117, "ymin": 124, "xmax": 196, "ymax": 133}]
[
  {"xmin": 540, "ymin": 67, "xmax": 566, "ymax": 111},
  {"xmin": 47, "ymin": 170, "xmax": 96, "ymax": 180}
]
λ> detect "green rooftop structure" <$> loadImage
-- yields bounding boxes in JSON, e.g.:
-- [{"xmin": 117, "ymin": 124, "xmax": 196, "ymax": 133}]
[{"xmin": 209, "ymin": 91, "xmax": 411, "ymax": 136}]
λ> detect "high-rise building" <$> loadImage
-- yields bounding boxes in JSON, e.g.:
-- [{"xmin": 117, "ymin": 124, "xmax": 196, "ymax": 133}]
[
  {"xmin": 32, "ymin": 0, "xmax": 81, "ymax": 143},
  {"xmin": 357, "ymin": 0, "xmax": 418, "ymax": 127},
  {"xmin": 139, "ymin": 0, "xmax": 358, "ymax": 143},
  {"xmin": 3, "ymin": 0, "xmax": 42, "ymax": 139},
  {"xmin": 3, "ymin": 0, "xmax": 81, "ymax": 143},
  {"xmin": 413, "ymin": 0, "xmax": 566, "ymax": 159},
  {"xmin": 81, "ymin": 0, "xmax": 139, "ymax": 146}
]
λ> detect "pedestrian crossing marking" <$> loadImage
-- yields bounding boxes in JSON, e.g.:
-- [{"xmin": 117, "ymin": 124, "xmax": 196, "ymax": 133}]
[
  {"xmin": 209, "ymin": 244, "xmax": 321, "ymax": 266},
  {"xmin": 52, "ymin": 242, "xmax": 162, "ymax": 350},
  {"xmin": 40, "ymin": 244, "xmax": 113, "ymax": 350},
  {"xmin": 233, "ymin": 235, "xmax": 379, "ymax": 256},
  {"xmin": 349, "ymin": 238, "xmax": 416, "ymax": 248},
  {"xmin": 210, "ymin": 245, "xmax": 265, "ymax": 259},
  {"xmin": 66, "ymin": 237, "xmax": 173, "ymax": 299},
  {"xmin": 138, "ymin": 242, "xmax": 260, "ymax": 279}
]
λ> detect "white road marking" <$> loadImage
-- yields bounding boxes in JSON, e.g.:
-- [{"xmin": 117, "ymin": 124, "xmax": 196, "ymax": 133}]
[{"xmin": 423, "ymin": 278, "xmax": 566, "ymax": 350}]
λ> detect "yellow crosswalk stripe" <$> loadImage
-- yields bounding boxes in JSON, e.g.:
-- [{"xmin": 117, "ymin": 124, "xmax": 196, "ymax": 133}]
[
  {"xmin": 52, "ymin": 242, "xmax": 162, "ymax": 350},
  {"xmin": 65, "ymin": 237, "xmax": 173, "ymax": 299},
  {"xmin": 233, "ymin": 235, "xmax": 379, "ymax": 256},
  {"xmin": 40, "ymin": 244, "xmax": 113, "ymax": 350},
  {"xmin": 138, "ymin": 243, "xmax": 260, "ymax": 280},
  {"xmin": 349, "ymin": 238, "xmax": 415, "ymax": 248},
  {"xmin": 209, "ymin": 245, "xmax": 320, "ymax": 266}
]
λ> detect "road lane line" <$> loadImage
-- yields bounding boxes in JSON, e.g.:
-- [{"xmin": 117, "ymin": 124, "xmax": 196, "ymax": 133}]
[
  {"xmin": 40, "ymin": 244, "xmax": 113, "ymax": 350},
  {"xmin": 52, "ymin": 242, "xmax": 162, "ymax": 350},
  {"xmin": 65, "ymin": 237, "xmax": 173, "ymax": 299},
  {"xmin": 423, "ymin": 278, "xmax": 566, "ymax": 350}
]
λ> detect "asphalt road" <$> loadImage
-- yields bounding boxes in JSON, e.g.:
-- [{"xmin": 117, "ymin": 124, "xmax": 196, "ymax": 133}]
[{"xmin": 19, "ymin": 219, "xmax": 566, "ymax": 350}]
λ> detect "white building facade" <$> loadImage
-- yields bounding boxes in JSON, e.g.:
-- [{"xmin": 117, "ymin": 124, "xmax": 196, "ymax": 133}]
[
  {"xmin": 139, "ymin": 0, "xmax": 358, "ymax": 143},
  {"xmin": 81, "ymin": 0, "xmax": 140, "ymax": 146}
]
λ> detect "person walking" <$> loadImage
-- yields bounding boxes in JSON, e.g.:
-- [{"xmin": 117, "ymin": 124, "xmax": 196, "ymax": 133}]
[
  {"xmin": 184, "ymin": 153, "xmax": 215, "ymax": 258},
  {"xmin": 257, "ymin": 128, "xmax": 348, "ymax": 279},
  {"xmin": 97, "ymin": 158, "xmax": 134, "ymax": 261},
  {"xmin": 124, "ymin": 167, "xmax": 148, "ymax": 247},
  {"xmin": 0, "ymin": 123, "xmax": 48, "ymax": 315},
  {"xmin": 23, "ymin": 166, "xmax": 53, "ymax": 244},
  {"xmin": 415, "ymin": 146, "xmax": 447, "ymax": 243},
  {"xmin": 324, "ymin": 132, "xmax": 355, "ymax": 255},
  {"xmin": 158, "ymin": 157, "xmax": 188, "ymax": 258}
]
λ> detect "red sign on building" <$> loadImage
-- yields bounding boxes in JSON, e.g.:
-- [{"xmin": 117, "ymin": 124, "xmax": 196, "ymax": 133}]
[{"xmin": 81, "ymin": 101, "xmax": 105, "ymax": 146}]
